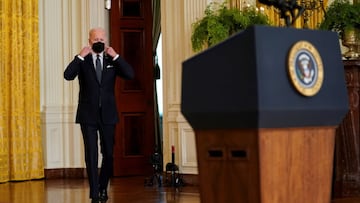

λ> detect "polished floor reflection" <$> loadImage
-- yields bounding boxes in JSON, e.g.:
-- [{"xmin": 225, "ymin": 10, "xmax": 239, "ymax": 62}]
[
  {"xmin": 1, "ymin": 176, "xmax": 360, "ymax": 203},
  {"xmin": 0, "ymin": 176, "xmax": 200, "ymax": 203}
]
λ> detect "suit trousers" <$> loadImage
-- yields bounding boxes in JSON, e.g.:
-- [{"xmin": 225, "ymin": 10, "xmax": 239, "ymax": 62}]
[{"xmin": 80, "ymin": 111, "xmax": 115, "ymax": 199}]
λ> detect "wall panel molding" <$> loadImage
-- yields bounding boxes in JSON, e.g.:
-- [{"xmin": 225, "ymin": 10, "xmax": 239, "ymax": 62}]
[{"xmin": 161, "ymin": 0, "xmax": 211, "ymax": 175}]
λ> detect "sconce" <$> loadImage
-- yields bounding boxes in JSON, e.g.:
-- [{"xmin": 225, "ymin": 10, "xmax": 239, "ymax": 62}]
[
  {"xmin": 105, "ymin": 0, "xmax": 111, "ymax": 10},
  {"xmin": 300, "ymin": 0, "xmax": 325, "ymax": 28}
]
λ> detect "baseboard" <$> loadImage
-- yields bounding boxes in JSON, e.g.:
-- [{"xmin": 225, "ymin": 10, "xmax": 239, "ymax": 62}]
[
  {"xmin": 45, "ymin": 168, "xmax": 87, "ymax": 179},
  {"xmin": 180, "ymin": 173, "xmax": 199, "ymax": 186},
  {"xmin": 44, "ymin": 168, "xmax": 199, "ymax": 186}
]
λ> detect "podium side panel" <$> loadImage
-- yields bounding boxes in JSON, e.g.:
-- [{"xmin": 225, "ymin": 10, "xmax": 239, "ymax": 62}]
[
  {"xmin": 259, "ymin": 127, "xmax": 335, "ymax": 203},
  {"xmin": 195, "ymin": 129, "xmax": 261, "ymax": 203},
  {"xmin": 182, "ymin": 29, "xmax": 259, "ymax": 129}
]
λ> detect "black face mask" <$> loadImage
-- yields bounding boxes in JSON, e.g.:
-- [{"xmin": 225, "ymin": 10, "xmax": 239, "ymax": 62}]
[{"xmin": 92, "ymin": 42, "xmax": 105, "ymax": 53}]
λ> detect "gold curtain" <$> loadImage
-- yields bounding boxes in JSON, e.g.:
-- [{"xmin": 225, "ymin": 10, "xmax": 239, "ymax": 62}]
[
  {"xmin": 0, "ymin": 0, "xmax": 44, "ymax": 182},
  {"xmin": 228, "ymin": 0, "xmax": 243, "ymax": 8}
]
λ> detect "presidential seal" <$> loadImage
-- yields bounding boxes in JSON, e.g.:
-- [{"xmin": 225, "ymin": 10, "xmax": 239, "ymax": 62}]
[{"xmin": 287, "ymin": 40, "xmax": 323, "ymax": 97}]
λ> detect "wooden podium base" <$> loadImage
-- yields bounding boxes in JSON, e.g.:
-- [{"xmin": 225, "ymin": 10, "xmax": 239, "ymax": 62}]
[{"xmin": 195, "ymin": 127, "xmax": 336, "ymax": 203}]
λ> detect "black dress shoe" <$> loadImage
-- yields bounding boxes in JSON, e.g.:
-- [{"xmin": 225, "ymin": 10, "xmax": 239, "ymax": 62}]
[
  {"xmin": 99, "ymin": 189, "xmax": 108, "ymax": 202},
  {"xmin": 91, "ymin": 198, "xmax": 100, "ymax": 203}
]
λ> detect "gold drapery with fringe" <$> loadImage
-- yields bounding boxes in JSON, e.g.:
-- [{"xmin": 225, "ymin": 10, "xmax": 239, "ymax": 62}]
[
  {"xmin": 0, "ymin": 0, "xmax": 44, "ymax": 182},
  {"xmin": 228, "ymin": 0, "xmax": 327, "ymax": 29}
]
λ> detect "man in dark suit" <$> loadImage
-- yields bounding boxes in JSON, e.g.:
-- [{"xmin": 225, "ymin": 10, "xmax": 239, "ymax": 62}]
[{"xmin": 64, "ymin": 27, "xmax": 134, "ymax": 203}]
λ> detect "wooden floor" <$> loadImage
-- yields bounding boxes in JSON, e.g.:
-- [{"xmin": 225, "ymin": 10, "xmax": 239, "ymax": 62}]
[
  {"xmin": 0, "ymin": 176, "xmax": 360, "ymax": 203},
  {"xmin": 0, "ymin": 176, "xmax": 200, "ymax": 203}
]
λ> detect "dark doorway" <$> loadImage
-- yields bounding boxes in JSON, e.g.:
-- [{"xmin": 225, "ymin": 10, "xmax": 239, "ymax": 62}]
[{"xmin": 110, "ymin": 0, "xmax": 155, "ymax": 176}]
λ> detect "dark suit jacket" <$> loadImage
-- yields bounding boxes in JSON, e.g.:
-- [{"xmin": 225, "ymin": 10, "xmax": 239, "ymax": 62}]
[{"xmin": 64, "ymin": 54, "xmax": 134, "ymax": 124}]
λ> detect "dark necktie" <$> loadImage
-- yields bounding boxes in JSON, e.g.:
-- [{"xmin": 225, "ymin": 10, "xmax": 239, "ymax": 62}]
[{"xmin": 96, "ymin": 54, "xmax": 102, "ymax": 83}]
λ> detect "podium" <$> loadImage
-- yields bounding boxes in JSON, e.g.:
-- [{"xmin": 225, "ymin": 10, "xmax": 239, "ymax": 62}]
[{"xmin": 181, "ymin": 26, "xmax": 349, "ymax": 203}]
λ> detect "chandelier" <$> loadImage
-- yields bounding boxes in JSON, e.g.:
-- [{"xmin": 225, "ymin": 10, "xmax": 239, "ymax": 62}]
[{"xmin": 300, "ymin": 0, "xmax": 326, "ymax": 28}]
